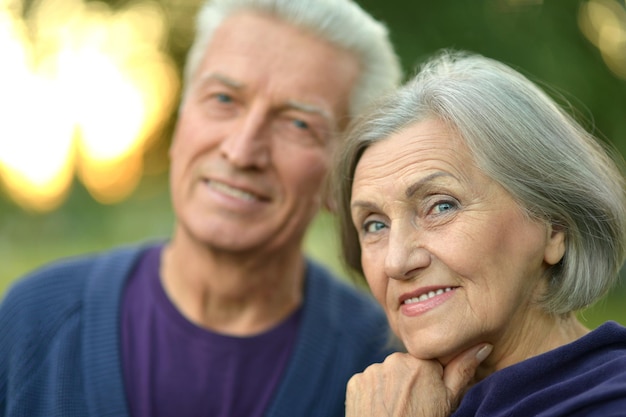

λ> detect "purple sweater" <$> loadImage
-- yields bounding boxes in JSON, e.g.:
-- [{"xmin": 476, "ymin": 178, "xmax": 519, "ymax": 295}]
[{"xmin": 453, "ymin": 321, "xmax": 626, "ymax": 416}]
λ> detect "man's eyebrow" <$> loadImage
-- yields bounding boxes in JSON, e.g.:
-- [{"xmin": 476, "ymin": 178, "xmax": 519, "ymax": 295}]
[
  {"xmin": 405, "ymin": 172, "xmax": 455, "ymax": 198},
  {"xmin": 285, "ymin": 100, "xmax": 333, "ymax": 124},
  {"xmin": 196, "ymin": 72, "xmax": 244, "ymax": 90}
]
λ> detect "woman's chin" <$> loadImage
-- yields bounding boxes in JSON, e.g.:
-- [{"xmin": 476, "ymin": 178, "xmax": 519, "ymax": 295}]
[{"xmin": 405, "ymin": 343, "xmax": 457, "ymax": 364}]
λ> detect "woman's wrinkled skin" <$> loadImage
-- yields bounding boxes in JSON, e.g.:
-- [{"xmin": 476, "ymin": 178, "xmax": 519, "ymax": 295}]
[{"xmin": 346, "ymin": 118, "xmax": 586, "ymax": 416}]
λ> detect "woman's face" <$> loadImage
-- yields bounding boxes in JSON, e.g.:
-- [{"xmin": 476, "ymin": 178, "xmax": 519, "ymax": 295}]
[{"xmin": 350, "ymin": 118, "xmax": 565, "ymax": 364}]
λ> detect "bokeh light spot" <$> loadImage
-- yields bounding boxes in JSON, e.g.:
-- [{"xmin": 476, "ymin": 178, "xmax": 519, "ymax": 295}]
[
  {"xmin": 0, "ymin": 0, "xmax": 179, "ymax": 212},
  {"xmin": 579, "ymin": 0, "xmax": 626, "ymax": 79}
]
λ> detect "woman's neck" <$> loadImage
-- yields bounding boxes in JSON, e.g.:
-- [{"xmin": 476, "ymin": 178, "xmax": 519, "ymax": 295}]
[{"xmin": 475, "ymin": 311, "xmax": 590, "ymax": 380}]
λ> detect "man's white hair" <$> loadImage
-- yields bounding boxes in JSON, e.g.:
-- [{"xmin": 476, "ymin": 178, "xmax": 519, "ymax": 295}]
[{"xmin": 183, "ymin": 0, "xmax": 402, "ymax": 118}]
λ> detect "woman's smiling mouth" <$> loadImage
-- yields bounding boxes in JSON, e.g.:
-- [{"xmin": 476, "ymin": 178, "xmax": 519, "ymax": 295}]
[
  {"xmin": 399, "ymin": 286, "xmax": 458, "ymax": 316},
  {"xmin": 403, "ymin": 287, "xmax": 456, "ymax": 305}
]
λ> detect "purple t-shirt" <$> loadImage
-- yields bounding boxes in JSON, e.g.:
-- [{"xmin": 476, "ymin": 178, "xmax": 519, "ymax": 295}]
[{"xmin": 121, "ymin": 245, "xmax": 301, "ymax": 417}]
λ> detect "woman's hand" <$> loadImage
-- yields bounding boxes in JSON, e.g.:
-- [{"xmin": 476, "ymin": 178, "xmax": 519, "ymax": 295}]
[{"xmin": 345, "ymin": 343, "xmax": 492, "ymax": 417}]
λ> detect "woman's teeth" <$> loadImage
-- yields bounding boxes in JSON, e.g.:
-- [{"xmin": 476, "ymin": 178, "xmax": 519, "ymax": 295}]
[{"xmin": 404, "ymin": 287, "xmax": 454, "ymax": 304}]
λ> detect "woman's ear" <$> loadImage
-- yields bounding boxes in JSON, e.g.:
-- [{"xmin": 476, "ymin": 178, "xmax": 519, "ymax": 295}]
[{"xmin": 544, "ymin": 223, "xmax": 566, "ymax": 266}]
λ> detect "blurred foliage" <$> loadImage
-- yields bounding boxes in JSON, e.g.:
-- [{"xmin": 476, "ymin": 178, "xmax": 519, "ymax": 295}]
[
  {"xmin": 1, "ymin": 0, "xmax": 625, "ymax": 326},
  {"xmin": 362, "ymin": 0, "xmax": 626, "ymax": 153}
]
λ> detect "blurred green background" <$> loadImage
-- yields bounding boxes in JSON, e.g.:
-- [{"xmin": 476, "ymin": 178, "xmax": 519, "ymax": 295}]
[{"xmin": 1, "ymin": 0, "xmax": 624, "ymax": 327}]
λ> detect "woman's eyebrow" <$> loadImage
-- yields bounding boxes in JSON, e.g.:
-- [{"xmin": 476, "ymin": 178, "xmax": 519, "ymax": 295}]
[
  {"xmin": 405, "ymin": 172, "xmax": 455, "ymax": 199},
  {"xmin": 351, "ymin": 172, "xmax": 456, "ymax": 211},
  {"xmin": 350, "ymin": 200, "xmax": 380, "ymax": 213}
]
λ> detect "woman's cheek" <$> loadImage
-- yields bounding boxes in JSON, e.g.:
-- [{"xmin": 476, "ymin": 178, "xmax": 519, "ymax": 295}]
[{"xmin": 365, "ymin": 271, "xmax": 387, "ymax": 307}]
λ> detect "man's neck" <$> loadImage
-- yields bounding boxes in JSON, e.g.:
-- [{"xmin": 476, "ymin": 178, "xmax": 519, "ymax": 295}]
[{"xmin": 160, "ymin": 235, "xmax": 305, "ymax": 336}]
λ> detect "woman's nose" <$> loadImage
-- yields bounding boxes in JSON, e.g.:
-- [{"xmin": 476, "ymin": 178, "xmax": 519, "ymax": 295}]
[{"xmin": 384, "ymin": 223, "xmax": 431, "ymax": 281}]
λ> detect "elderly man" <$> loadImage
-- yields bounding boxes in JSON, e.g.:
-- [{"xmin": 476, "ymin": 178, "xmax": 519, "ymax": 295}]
[{"xmin": 0, "ymin": 0, "xmax": 402, "ymax": 416}]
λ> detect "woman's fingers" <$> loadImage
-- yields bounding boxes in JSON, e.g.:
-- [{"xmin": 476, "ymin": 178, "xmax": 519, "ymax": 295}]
[
  {"xmin": 346, "ymin": 353, "xmax": 448, "ymax": 417},
  {"xmin": 443, "ymin": 343, "xmax": 493, "ymax": 409},
  {"xmin": 346, "ymin": 344, "xmax": 493, "ymax": 417}
]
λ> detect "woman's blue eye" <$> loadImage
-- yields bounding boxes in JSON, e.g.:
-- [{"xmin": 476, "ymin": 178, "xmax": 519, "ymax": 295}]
[
  {"xmin": 432, "ymin": 201, "xmax": 455, "ymax": 214},
  {"xmin": 364, "ymin": 220, "xmax": 386, "ymax": 233}
]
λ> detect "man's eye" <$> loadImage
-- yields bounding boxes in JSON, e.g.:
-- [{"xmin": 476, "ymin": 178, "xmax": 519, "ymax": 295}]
[
  {"xmin": 214, "ymin": 93, "xmax": 233, "ymax": 103},
  {"xmin": 292, "ymin": 119, "xmax": 309, "ymax": 130}
]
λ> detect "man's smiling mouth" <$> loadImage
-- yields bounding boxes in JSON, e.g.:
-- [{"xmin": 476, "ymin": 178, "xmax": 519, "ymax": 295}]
[{"xmin": 205, "ymin": 180, "xmax": 260, "ymax": 201}]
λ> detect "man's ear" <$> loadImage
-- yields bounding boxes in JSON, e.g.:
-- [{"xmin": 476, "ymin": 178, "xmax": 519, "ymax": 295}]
[
  {"xmin": 324, "ymin": 193, "xmax": 337, "ymax": 212},
  {"xmin": 319, "ymin": 172, "xmax": 338, "ymax": 213}
]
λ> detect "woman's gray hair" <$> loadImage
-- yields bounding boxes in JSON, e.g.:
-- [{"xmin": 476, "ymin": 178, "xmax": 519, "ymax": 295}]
[
  {"xmin": 182, "ymin": 0, "xmax": 402, "ymax": 118},
  {"xmin": 335, "ymin": 50, "xmax": 626, "ymax": 315}
]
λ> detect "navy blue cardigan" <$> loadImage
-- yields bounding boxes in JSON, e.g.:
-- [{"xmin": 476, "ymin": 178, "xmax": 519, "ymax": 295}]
[
  {"xmin": 452, "ymin": 321, "xmax": 626, "ymax": 416},
  {"xmin": 0, "ymin": 245, "xmax": 393, "ymax": 417}
]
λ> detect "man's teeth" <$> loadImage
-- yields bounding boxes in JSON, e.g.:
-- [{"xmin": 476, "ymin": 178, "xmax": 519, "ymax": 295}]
[
  {"xmin": 209, "ymin": 181, "xmax": 257, "ymax": 201},
  {"xmin": 404, "ymin": 287, "xmax": 454, "ymax": 304}
]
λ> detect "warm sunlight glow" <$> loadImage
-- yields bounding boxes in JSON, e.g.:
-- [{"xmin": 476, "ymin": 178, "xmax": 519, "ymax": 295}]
[
  {"xmin": 0, "ymin": 8, "xmax": 76, "ymax": 211},
  {"xmin": 0, "ymin": 0, "xmax": 179, "ymax": 211},
  {"xmin": 579, "ymin": 0, "xmax": 626, "ymax": 79}
]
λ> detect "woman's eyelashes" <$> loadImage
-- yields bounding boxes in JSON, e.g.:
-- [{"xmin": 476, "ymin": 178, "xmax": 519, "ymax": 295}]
[
  {"xmin": 362, "ymin": 218, "xmax": 387, "ymax": 234},
  {"xmin": 428, "ymin": 198, "xmax": 459, "ymax": 216},
  {"xmin": 356, "ymin": 195, "xmax": 460, "ymax": 236}
]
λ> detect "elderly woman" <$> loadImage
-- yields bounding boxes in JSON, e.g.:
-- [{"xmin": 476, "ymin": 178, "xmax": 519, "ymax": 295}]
[{"xmin": 335, "ymin": 50, "xmax": 626, "ymax": 416}]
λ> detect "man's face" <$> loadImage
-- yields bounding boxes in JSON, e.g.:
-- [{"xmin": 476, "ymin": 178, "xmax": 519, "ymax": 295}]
[{"xmin": 169, "ymin": 11, "xmax": 360, "ymax": 255}]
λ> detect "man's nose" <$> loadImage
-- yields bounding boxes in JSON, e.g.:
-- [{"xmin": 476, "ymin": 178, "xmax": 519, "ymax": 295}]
[{"xmin": 220, "ymin": 106, "xmax": 271, "ymax": 169}]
